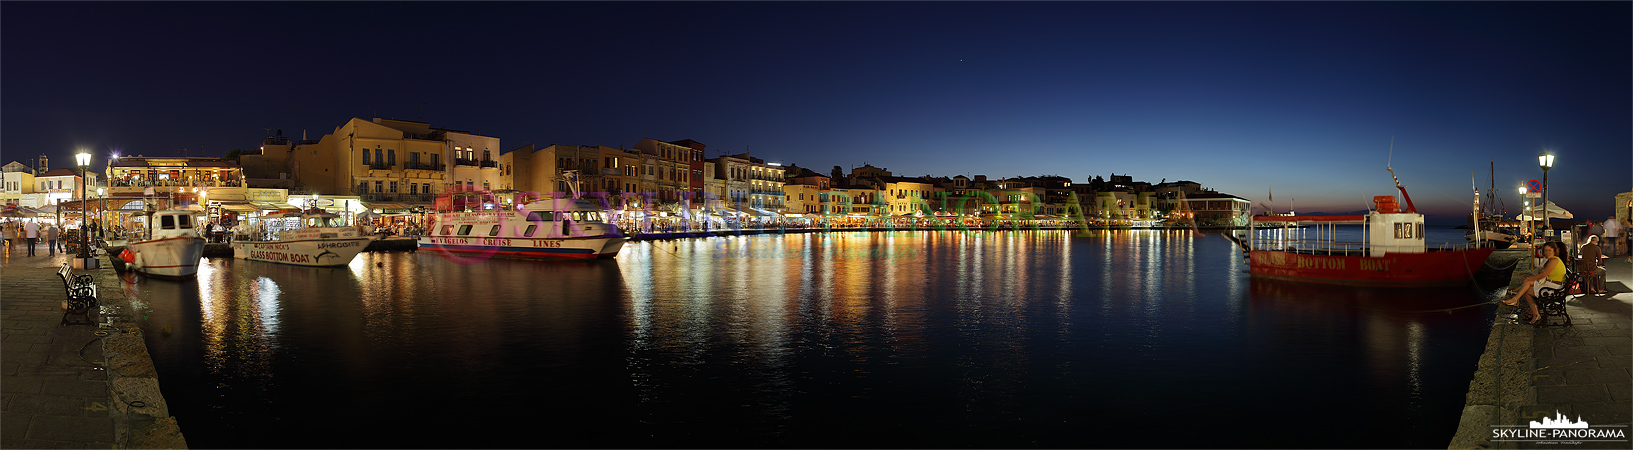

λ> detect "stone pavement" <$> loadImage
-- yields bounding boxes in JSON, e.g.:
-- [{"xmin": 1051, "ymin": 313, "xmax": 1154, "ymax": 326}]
[
  {"xmin": 1, "ymin": 242, "xmax": 187, "ymax": 449},
  {"xmin": 1451, "ymin": 250, "xmax": 1633, "ymax": 449}
]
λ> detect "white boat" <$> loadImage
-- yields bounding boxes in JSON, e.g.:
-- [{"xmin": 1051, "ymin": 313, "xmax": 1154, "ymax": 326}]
[
  {"xmin": 421, "ymin": 195, "xmax": 626, "ymax": 261},
  {"xmin": 232, "ymin": 211, "xmax": 374, "ymax": 267},
  {"xmin": 124, "ymin": 210, "xmax": 207, "ymax": 279}
]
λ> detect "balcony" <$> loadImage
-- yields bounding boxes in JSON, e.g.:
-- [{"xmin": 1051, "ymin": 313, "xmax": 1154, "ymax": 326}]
[
  {"xmin": 404, "ymin": 162, "xmax": 445, "ymax": 171},
  {"xmin": 479, "ymin": 159, "xmax": 497, "ymax": 168},
  {"xmin": 454, "ymin": 158, "xmax": 478, "ymax": 167},
  {"xmin": 357, "ymin": 193, "xmax": 438, "ymax": 203},
  {"xmin": 367, "ymin": 162, "xmax": 393, "ymax": 170}
]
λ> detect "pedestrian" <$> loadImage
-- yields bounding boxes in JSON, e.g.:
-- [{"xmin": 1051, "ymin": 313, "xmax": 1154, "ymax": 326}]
[
  {"xmin": 24, "ymin": 220, "xmax": 39, "ymax": 256},
  {"xmin": 1579, "ymin": 235, "xmax": 1607, "ymax": 295},
  {"xmin": 46, "ymin": 223, "xmax": 58, "ymax": 256},
  {"xmin": 1603, "ymin": 215, "xmax": 1624, "ymax": 258}
]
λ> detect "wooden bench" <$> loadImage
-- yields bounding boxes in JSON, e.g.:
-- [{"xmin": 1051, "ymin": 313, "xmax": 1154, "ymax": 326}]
[
  {"xmin": 57, "ymin": 263, "xmax": 98, "ymax": 326},
  {"xmin": 1534, "ymin": 270, "xmax": 1578, "ymax": 327}
]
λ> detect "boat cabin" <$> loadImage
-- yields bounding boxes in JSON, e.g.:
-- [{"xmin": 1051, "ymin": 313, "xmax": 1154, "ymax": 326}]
[
  {"xmin": 1245, "ymin": 195, "xmax": 1435, "ymax": 257},
  {"xmin": 132, "ymin": 210, "xmax": 202, "ymax": 241}
]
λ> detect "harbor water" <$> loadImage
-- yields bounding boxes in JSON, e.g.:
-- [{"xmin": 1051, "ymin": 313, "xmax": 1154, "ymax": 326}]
[{"xmin": 120, "ymin": 227, "xmax": 1501, "ymax": 448}]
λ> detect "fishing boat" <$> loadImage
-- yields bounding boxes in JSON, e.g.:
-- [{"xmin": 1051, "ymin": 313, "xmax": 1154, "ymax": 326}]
[
  {"xmin": 1225, "ymin": 167, "xmax": 1495, "ymax": 287},
  {"xmin": 232, "ymin": 210, "xmax": 374, "ymax": 267},
  {"xmin": 1465, "ymin": 161, "xmax": 1514, "ymax": 249},
  {"xmin": 123, "ymin": 209, "xmax": 207, "ymax": 279},
  {"xmin": 420, "ymin": 184, "xmax": 626, "ymax": 260}
]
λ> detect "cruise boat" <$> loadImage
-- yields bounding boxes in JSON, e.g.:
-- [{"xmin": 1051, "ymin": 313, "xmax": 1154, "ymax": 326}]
[
  {"xmin": 123, "ymin": 209, "xmax": 207, "ymax": 279},
  {"xmin": 232, "ymin": 210, "xmax": 374, "ymax": 267},
  {"xmin": 1225, "ymin": 168, "xmax": 1495, "ymax": 287},
  {"xmin": 420, "ymin": 192, "xmax": 627, "ymax": 260}
]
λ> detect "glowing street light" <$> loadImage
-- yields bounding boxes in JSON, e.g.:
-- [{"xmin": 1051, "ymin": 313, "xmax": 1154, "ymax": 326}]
[
  {"xmin": 1538, "ymin": 150, "xmax": 1555, "ymax": 239},
  {"xmin": 75, "ymin": 151, "xmax": 92, "ymax": 260}
]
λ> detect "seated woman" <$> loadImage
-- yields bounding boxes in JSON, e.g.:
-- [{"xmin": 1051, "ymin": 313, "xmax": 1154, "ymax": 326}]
[
  {"xmin": 1579, "ymin": 235, "xmax": 1608, "ymax": 295},
  {"xmin": 1502, "ymin": 241, "xmax": 1568, "ymax": 324}
]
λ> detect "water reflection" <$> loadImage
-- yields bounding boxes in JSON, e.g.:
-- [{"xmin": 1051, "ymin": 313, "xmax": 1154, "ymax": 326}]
[{"xmin": 129, "ymin": 230, "xmax": 1493, "ymax": 448}]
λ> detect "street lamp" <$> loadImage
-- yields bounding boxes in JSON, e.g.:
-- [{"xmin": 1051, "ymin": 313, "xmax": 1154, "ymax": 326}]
[
  {"xmin": 1519, "ymin": 185, "xmax": 1529, "ymax": 243},
  {"xmin": 75, "ymin": 151, "xmax": 92, "ymax": 260},
  {"xmin": 1538, "ymin": 150, "xmax": 1555, "ymax": 240},
  {"xmin": 97, "ymin": 187, "xmax": 105, "ymax": 239}
]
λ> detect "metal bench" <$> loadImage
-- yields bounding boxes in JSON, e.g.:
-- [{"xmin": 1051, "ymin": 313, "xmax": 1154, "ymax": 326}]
[
  {"xmin": 1533, "ymin": 270, "xmax": 1578, "ymax": 327},
  {"xmin": 57, "ymin": 263, "xmax": 98, "ymax": 326}
]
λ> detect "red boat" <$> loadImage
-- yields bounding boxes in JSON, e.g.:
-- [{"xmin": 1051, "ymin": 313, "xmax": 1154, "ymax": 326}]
[{"xmin": 1226, "ymin": 168, "xmax": 1495, "ymax": 287}]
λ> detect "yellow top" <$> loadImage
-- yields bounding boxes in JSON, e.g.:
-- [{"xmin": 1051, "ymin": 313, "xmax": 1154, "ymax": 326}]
[{"xmin": 1545, "ymin": 255, "xmax": 1567, "ymax": 283}]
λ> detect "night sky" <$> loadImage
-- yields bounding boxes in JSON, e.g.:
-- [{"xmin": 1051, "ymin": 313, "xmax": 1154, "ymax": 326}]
[{"xmin": 4, "ymin": 2, "xmax": 1628, "ymax": 222}]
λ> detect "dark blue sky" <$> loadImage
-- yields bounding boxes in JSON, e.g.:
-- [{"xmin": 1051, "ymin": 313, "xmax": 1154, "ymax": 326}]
[{"xmin": 4, "ymin": 1, "xmax": 1628, "ymax": 221}]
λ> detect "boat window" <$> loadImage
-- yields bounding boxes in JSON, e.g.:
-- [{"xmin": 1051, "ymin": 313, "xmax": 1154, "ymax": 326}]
[
  {"xmin": 1394, "ymin": 223, "xmax": 1414, "ymax": 239},
  {"xmin": 527, "ymin": 211, "xmax": 552, "ymax": 222},
  {"xmin": 160, "ymin": 215, "xmax": 176, "ymax": 230},
  {"xmin": 440, "ymin": 225, "xmax": 453, "ymax": 236},
  {"xmin": 585, "ymin": 212, "xmax": 602, "ymax": 223},
  {"xmin": 570, "ymin": 211, "xmax": 584, "ymax": 222},
  {"xmin": 523, "ymin": 224, "xmax": 538, "ymax": 237},
  {"xmin": 457, "ymin": 225, "xmax": 472, "ymax": 236},
  {"xmin": 177, "ymin": 214, "xmax": 192, "ymax": 228},
  {"xmin": 488, "ymin": 225, "xmax": 500, "ymax": 236},
  {"xmin": 1416, "ymin": 223, "xmax": 1424, "ymax": 240}
]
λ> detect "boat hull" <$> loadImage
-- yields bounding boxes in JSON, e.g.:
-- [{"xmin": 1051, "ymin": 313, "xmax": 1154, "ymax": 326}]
[
  {"xmin": 128, "ymin": 236, "xmax": 207, "ymax": 279},
  {"xmin": 419, "ymin": 235, "xmax": 625, "ymax": 260},
  {"xmin": 1248, "ymin": 247, "xmax": 1495, "ymax": 287},
  {"xmin": 233, "ymin": 237, "xmax": 374, "ymax": 267}
]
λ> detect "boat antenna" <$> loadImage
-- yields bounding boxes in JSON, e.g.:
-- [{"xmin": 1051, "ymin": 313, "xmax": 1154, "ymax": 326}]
[{"xmin": 1384, "ymin": 138, "xmax": 1418, "ymax": 213}]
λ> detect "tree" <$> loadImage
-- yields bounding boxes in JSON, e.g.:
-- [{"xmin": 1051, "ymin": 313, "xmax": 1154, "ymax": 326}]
[
  {"xmin": 223, "ymin": 148, "xmax": 243, "ymax": 162},
  {"xmin": 831, "ymin": 166, "xmax": 844, "ymax": 183}
]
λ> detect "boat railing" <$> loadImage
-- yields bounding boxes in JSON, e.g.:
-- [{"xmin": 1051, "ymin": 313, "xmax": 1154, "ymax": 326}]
[{"xmin": 1247, "ymin": 236, "xmax": 1370, "ymax": 256}]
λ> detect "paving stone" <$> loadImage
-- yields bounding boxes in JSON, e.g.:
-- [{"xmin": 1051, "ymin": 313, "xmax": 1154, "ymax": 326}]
[
  {"xmin": 26, "ymin": 414, "xmax": 113, "ymax": 443},
  {"xmin": 1, "ymin": 393, "xmax": 94, "ymax": 417},
  {"xmin": 1564, "ymin": 368, "xmax": 1630, "ymax": 385},
  {"xmin": 1597, "ymin": 354, "xmax": 1632, "ymax": 368},
  {"xmin": 1536, "ymin": 384, "xmax": 1611, "ymax": 404},
  {"xmin": 1551, "ymin": 345, "xmax": 1613, "ymax": 359}
]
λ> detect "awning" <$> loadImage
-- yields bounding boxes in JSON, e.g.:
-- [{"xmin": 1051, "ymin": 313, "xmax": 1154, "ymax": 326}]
[
  {"xmin": 217, "ymin": 202, "xmax": 258, "ymax": 212},
  {"xmin": 251, "ymin": 202, "xmax": 298, "ymax": 210}
]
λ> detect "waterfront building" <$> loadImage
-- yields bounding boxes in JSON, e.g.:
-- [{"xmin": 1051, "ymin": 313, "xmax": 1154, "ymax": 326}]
[
  {"xmin": 880, "ymin": 176, "xmax": 938, "ymax": 216},
  {"xmin": 248, "ymin": 118, "xmax": 468, "ymax": 215},
  {"xmin": 783, "ymin": 165, "xmax": 832, "ymax": 217},
  {"xmin": 667, "ymin": 139, "xmax": 708, "ymax": 208},
  {"xmin": 633, "ymin": 138, "xmax": 700, "ymax": 214},
  {"xmin": 439, "ymin": 125, "xmax": 502, "ymax": 195},
  {"xmin": 1153, "ymin": 180, "xmax": 1205, "ymax": 220},
  {"xmin": 1179, "ymin": 191, "xmax": 1252, "ymax": 227},
  {"xmin": 708, "ymin": 153, "xmax": 751, "ymax": 209},
  {"xmin": 2, "ymin": 162, "xmax": 36, "ymax": 207},
  {"xmin": 785, "ymin": 184, "xmax": 824, "ymax": 215}
]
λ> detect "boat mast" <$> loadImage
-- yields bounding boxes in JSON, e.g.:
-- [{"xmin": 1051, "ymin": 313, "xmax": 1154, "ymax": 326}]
[{"xmin": 1385, "ymin": 138, "xmax": 1418, "ymax": 214}]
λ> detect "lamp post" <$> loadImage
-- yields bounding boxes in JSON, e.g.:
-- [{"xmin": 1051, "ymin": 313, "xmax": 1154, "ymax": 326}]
[
  {"xmin": 1519, "ymin": 185, "xmax": 1530, "ymax": 244},
  {"xmin": 75, "ymin": 151, "xmax": 91, "ymax": 261},
  {"xmin": 1538, "ymin": 151, "xmax": 1555, "ymax": 241},
  {"xmin": 97, "ymin": 187, "xmax": 104, "ymax": 241}
]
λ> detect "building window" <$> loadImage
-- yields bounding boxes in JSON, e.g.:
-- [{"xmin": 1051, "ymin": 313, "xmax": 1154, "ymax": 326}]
[
  {"xmin": 387, "ymin": 150, "xmax": 396, "ymax": 166},
  {"xmin": 374, "ymin": 181, "xmax": 383, "ymax": 193},
  {"xmin": 374, "ymin": 149, "xmax": 383, "ymax": 165},
  {"xmin": 390, "ymin": 182, "xmax": 398, "ymax": 193},
  {"xmin": 358, "ymin": 181, "xmax": 368, "ymax": 193},
  {"xmin": 363, "ymin": 151, "xmax": 370, "ymax": 164}
]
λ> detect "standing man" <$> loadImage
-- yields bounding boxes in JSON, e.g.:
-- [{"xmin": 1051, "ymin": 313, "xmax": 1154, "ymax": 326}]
[
  {"xmin": 23, "ymin": 220, "xmax": 39, "ymax": 256},
  {"xmin": 46, "ymin": 223, "xmax": 58, "ymax": 256},
  {"xmin": 1603, "ymin": 215, "xmax": 1624, "ymax": 258}
]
